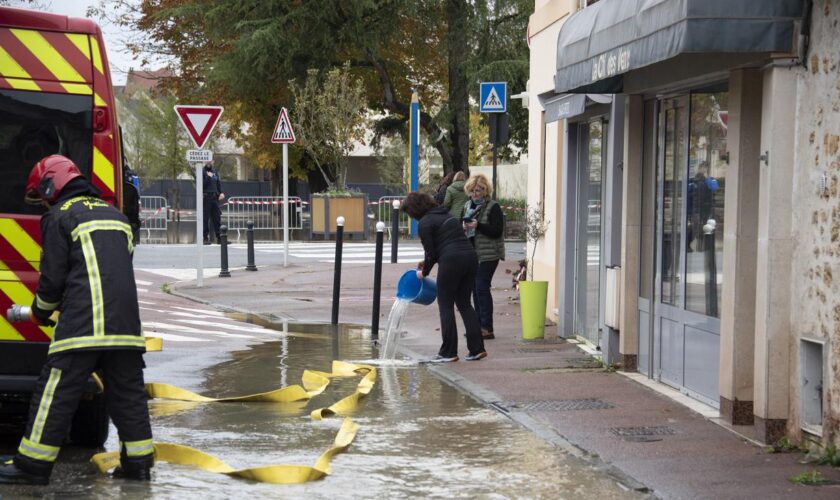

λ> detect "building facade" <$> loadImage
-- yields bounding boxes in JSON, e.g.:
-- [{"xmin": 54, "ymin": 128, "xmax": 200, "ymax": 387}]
[{"xmin": 527, "ymin": 0, "xmax": 839, "ymax": 445}]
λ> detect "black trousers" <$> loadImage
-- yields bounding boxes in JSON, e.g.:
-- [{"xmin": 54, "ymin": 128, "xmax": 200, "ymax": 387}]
[
  {"xmin": 436, "ymin": 253, "xmax": 484, "ymax": 358},
  {"xmin": 203, "ymin": 196, "xmax": 222, "ymax": 241},
  {"xmin": 15, "ymin": 350, "xmax": 153, "ymax": 477},
  {"xmin": 473, "ymin": 259, "xmax": 499, "ymax": 332}
]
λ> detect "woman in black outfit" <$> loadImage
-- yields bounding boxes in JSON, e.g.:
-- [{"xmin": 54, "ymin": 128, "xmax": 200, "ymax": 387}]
[{"xmin": 402, "ymin": 192, "xmax": 487, "ymax": 363}]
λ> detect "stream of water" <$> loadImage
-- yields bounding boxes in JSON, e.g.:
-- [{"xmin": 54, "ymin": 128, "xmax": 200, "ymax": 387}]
[{"xmin": 378, "ymin": 298, "xmax": 411, "ymax": 360}]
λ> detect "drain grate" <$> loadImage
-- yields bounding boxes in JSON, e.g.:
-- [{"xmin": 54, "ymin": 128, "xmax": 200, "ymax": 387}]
[
  {"xmin": 610, "ymin": 426, "xmax": 676, "ymax": 437},
  {"xmin": 498, "ymin": 399, "xmax": 614, "ymax": 412}
]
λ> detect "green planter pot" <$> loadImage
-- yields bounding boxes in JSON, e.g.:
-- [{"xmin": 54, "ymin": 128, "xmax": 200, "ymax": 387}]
[{"xmin": 519, "ymin": 280, "xmax": 548, "ymax": 340}]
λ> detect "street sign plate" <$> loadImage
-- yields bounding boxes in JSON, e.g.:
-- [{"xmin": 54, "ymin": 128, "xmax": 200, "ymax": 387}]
[
  {"xmin": 186, "ymin": 149, "xmax": 213, "ymax": 163},
  {"xmin": 271, "ymin": 107, "xmax": 296, "ymax": 144},
  {"xmin": 174, "ymin": 105, "xmax": 224, "ymax": 149},
  {"xmin": 480, "ymin": 82, "xmax": 507, "ymax": 113}
]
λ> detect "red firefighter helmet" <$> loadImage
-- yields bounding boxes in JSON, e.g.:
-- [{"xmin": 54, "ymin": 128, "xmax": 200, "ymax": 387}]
[{"xmin": 25, "ymin": 155, "xmax": 84, "ymax": 205}]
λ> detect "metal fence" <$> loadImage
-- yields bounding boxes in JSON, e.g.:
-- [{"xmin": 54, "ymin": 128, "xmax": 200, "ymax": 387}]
[
  {"xmin": 374, "ymin": 196, "xmax": 409, "ymax": 238},
  {"xmin": 224, "ymin": 196, "xmax": 305, "ymax": 242},
  {"xmin": 139, "ymin": 196, "xmax": 169, "ymax": 244}
]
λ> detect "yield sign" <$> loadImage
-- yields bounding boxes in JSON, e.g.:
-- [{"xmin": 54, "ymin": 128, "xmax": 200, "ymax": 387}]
[
  {"xmin": 174, "ymin": 105, "xmax": 224, "ymax": 149},
  {"xmin": 271, "ymin": 107, "xmax": 296, "ymax": 144}
]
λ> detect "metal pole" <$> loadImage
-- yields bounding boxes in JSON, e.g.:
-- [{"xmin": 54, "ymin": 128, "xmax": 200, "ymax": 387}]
[
  {"xmin": 331, "ymin": 216, "xmax": 345, "ymax": 325},
  {"xmin": 410, "ymin": 92, "xmax": 419, "ymax": 237},
  {"xmin": 219, "ymin": 225, "xmax": 231, "ymax": 277},
  {"xmin": 703, "ymin": 219, "xmax": 718, "ymax": 317},
  {"xmin": 246, "ymin": 220, "xmax": 257, "ymax": 271},
  {"xmin": 391, "ymin": 199, "xmax": 400, "ymax": 264},
  {"xmin": 195, "ymin": 161, "xmax": 204, "ymax": 287},
  {"xmin": 372, "ymin": 221, "xmax": 385, "ymax": 339},
  {"xmin": 282, "ymin": 143, "xmax": 289, "ymax": 267},
  {"xmin": 492, "ymin": 141, "xmax": 498, "ymax": 201}
]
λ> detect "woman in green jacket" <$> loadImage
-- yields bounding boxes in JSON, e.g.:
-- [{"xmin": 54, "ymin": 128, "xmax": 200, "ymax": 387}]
[{"xmin": 443, "ymin": 171, "xmax": 469, "ymax": 218}]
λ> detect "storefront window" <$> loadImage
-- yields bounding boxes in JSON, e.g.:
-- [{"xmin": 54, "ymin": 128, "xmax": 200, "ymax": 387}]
[
  {"xmin": 661, "ymin": 104, "xmax": 685, "ymax": 306},
  {"xmin": 685, "ymin": 92, "xmax": 727, "ymax": 317}
]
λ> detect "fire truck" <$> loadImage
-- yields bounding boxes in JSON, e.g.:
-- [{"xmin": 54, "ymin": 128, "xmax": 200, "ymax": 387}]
[{"xmin": 0, "ymin": 6, "xmax": 138, "ymax": 445}]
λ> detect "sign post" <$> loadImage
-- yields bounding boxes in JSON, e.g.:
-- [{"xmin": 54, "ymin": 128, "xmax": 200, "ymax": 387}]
[
  {"xmin": 174, "ymin": 105, "xmax": 224, "ymax": 286},
  {"xmin": 271, "ymin": 107, "xmax": 296, "ymax": 267},
  {"xmin": 409, "ymin": 92, "xmax": 420, "ymax": 237},
  {"xmin": 480, "ymin": 82, "xmax": 507, "ymax": 200}
]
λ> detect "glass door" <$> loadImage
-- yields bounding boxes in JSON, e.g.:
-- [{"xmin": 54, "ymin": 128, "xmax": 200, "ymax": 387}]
[{"xmin": 574, "ymin": 118, "xmax": 606, "ymax": 347}]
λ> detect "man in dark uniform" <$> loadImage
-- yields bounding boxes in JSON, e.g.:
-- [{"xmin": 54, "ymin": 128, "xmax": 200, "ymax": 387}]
[
  {"xmin": 202, "ymin": 163, "xmax": 224, "ymax": 244},
  {"xmin": 0, "ymin": 155, "xmax": 153, "ymax": 485}
]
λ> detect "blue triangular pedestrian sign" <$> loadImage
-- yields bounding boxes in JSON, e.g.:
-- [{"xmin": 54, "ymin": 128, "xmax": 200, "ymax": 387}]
[
  {"xmin": 271, "ymin": 107, "xmax": 296, "ymax": 144},
  {"xmin": 480, "ymin": 82, "xmax": 507, "ymax": 113}
]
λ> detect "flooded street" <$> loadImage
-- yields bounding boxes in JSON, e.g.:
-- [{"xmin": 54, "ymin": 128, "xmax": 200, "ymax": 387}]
[{"xmin": 1, "ymin": 318, "xmax": 638, "ymax": 499}]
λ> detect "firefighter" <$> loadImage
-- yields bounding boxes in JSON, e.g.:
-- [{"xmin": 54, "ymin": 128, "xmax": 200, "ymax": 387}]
[{"xmin": 0, "ymin": 155, "xmax": 153, "ymax": 485}]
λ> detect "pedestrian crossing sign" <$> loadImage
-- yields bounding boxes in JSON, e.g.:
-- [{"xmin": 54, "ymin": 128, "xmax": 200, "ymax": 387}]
[
  {"xmin": 480, "ymin": 82, "xmax": 507, "ymax": 113},
  {"xmin": 271, "ymin": 107, "xmax": 296, "ymax": 144}
]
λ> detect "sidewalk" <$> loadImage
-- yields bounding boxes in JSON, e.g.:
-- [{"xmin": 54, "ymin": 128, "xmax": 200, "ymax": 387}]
[{"xmin": 172, "ymin": 259, "xmax": 840, "ymax": 499}]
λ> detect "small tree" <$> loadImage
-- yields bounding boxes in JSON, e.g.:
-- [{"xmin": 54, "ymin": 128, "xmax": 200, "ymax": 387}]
[
  {"xmin": 289, "ymin": 63, "xmax": 367, "ymax": 193},
  {"xmin": 524, "ymin": 204, "xmax": 549, "ymax": 281}
]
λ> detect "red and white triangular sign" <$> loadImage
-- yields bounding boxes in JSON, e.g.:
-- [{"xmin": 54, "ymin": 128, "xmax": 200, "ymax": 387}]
[
  {"xmin": 174, "ymin": 105, "xmax": 224, "ymax": 149},
  {"xmin": 271, "ymin": 107, "xmax": 296, "ymax": 144}
]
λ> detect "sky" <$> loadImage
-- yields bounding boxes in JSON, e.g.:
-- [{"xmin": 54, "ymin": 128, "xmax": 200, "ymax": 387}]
[{"xmin": 6, "ymin": 0, "xmax": 151, "ymax": 86}]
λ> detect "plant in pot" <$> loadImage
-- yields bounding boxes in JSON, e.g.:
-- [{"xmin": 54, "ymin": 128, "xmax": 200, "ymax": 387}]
[
  {"xmin": 520, "ymin": 204, "xmax": 549, "ymax": 340},
  {"xmin": 290, "ymin": 63, "xmax": 369, "ymax": 236}
]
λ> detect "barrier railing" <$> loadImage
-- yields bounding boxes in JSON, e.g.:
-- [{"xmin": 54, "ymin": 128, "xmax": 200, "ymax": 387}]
[
  {"xmin": 373, "ymin": 196, "xmax": 408, "ymax": 238},
  {"xmin": 224, "ymin": 196, "xmax": 304, "ymax": 242},
  {"xmin": 139, "ymin": 196, "xmax": 169, "ymax": 244}
]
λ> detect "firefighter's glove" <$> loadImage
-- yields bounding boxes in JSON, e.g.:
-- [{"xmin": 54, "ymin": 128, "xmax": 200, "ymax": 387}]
[{"xmin": 30, "ymin": 305, "xmax": 56, "ymax": 327}]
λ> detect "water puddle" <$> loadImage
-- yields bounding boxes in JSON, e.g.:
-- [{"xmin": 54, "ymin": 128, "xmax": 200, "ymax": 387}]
[{"xmin": 2, "ymin": 317, "xmax": 639, "ymax": 498}]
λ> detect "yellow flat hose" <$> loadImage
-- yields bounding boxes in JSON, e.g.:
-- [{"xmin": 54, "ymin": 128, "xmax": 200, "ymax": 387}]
[
  {"xmin": 144, "ymin": 369, "xmax": 330, "ymax": 403},
  {"xmin": 310, "ymin": 363, "xmax": 377, "ymax": 420},
  {"xmin": 145, "ymin": 336, "xmax": 163, "ymax": 352},
  {"xmin": 90, "ymin": 417, "xmax": 359, "ymax": 484}
]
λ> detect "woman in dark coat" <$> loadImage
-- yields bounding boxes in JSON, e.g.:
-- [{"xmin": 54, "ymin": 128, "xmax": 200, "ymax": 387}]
[{"xmin": 402, "ymin": 192, "xmax": 487, "ymax": 362}]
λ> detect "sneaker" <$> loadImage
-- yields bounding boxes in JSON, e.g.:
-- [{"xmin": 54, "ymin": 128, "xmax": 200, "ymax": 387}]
[
  {"xmin": 0, "ymin": 461, "xmax": 49, "ymax": 485},
  {"xmin": 481, "ymin": 330, "xmax": 495, "ymax": 340},
  {"xmin": 112, "ymin": 466, "xmax": 152, "ymax": 481},
  {"xmin": 428, "ymin": 355, "xmax": 459, "ymax": 363},
  {"xmin": 465, "ymin": 351, "xmax": 487, "ymax": 361}
]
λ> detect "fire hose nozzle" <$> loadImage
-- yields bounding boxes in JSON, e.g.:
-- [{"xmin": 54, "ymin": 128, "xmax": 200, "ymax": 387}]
[{"xmin": 6, "ymin": 304, "xmax": 31, "ymax": 323}]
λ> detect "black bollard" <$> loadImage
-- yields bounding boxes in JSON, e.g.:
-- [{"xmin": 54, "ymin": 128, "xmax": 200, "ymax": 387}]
[
  {"xmin": 704, "ymin": 221, "xmax": 718, "ymax": 317},
  {"xmin": 331, "ymin": 217, "xmax": 345, "ymax": 325},
  {"xmin": 390, "ymin": 199, "xmax": 400, "ymax": 264},
  {"xmin": 246, "ymin": 220, "xmax": 257, "ymax": 271},
  {"xmin": 371, "ymin": 221, "xmax": 385, "ymax": 339},
  {"xmin": 219, "ymin": 225, "xmax": 231, "ymax": 278}
]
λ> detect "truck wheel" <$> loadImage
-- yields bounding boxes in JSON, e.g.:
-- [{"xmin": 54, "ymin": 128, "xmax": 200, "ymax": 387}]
[{"xmin": 69, "ymin": 392, "xmax": 110, "ymax": 447}]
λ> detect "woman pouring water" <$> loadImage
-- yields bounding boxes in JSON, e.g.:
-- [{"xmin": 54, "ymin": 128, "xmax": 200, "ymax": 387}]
[{"xmin": 402, "ymin": 192, "xmax": 487, "ymax": 362}]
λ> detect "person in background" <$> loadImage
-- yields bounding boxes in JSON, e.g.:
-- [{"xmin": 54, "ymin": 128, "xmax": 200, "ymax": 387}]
[
  {"xmin": 202, "ymin": 163, "xmax": 225, "ymax": 244},
  {"xmin": 433, "ymin": 172, "xmax": 454, "ymax": 204},
  {"xmin": 443, "ymin": 171, "xmax": 469, "ymax": 218},
  {"xmin": 402, "ymin": 192, "xmax": 486, "ymax": 363},
  {"xmin": 462, "ymin": 174, "xmax": 504, "ymax": 340},
  {"xmin": 0, "ymin": 155, "xmax": 153, "ymax": 485}
]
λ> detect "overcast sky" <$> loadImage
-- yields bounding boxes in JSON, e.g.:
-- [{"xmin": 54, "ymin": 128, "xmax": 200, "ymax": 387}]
[{"xmin": 7, "ymin": 0, "xmax": 151, "ymax": 85}]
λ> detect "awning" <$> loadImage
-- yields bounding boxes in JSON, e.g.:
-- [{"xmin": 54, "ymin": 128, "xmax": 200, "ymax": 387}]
[{"xmin": 554, "ymin": 0, "xmax": 805, "ymax": 94}]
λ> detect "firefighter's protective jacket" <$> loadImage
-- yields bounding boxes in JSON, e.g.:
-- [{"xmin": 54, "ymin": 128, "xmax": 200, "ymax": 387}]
[{"xmin": 31, "ymin": 187, "xmax": 144, "ymax": 356}]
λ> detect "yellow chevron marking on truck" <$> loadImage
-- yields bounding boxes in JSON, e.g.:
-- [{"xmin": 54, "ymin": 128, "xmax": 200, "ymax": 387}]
[
  {"xmin": 93, "ymin": 146, "xmax": 115, "ymax": 192},
  {"xmin": 0, "ymin": 280, "xmax": 52, "ymax": 339},
  {"xmin": 60, "ymin": 82, "xmax": 93, "ymax": 95},
  {"xmin": 94, "ymin": 93, "xmax": 106, "ymax": 107},
  {"xmin": 0, "ymin": 219, "xmax": 41, "ymax": 266},
  {"xmin": 3, "ymin": 77, "xmax": 40, "ymax": 91},
  {"xmin": 65, "ymin": 33, "xmax": 90, "ymax": 59},
  {"xmin": 0, "ymin": 314, "xmax": 26, "ymax": 341},
  {"xmin": 89, "ymin": 36, "xmax": 103, "ymax": 75},
  {"xmin": 0, "ymin": 45, "xmax": 31, "ymax": 79},
  {"xmin": 11, "ymin": 29, "xmax": 86, "ymax": 83}
]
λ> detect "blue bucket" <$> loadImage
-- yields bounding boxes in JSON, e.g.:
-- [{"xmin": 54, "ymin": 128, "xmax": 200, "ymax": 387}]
[{"xmin": 396, "ymin": 270, "xmax": 438, "ymax": 305}]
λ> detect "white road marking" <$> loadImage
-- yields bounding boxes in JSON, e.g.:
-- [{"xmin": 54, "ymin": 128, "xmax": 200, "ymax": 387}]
[
  {"xmin": 143, "ymin": 321, "xmax": 253, "ymax": 339},
  {"xmin": 138, "ymin": 300, "xmax": 157, "ymax": 305},
  {"xmin": 171, "ymin": 306, "xmax": 227, "ymax": 316},
  {"xmin": 147, "ymin": 332, "xmax": 210, "ymax": 342},
  {"xmin": 136, "ymin": 288, "xmax": 149, "ymax": 293},
  {"xmin": 172, "ymin": 319, "xmax": 281, "ymax": 335},
  {"xmin": 136, "ymin": 280, "xmax": 153, "ymax": 286}
]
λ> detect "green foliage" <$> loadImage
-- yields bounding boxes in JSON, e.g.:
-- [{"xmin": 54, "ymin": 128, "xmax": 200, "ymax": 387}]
[
  {"xmin": 804, "ymin": 443, "xmax": 840, "ymax": 466},
  {"xmin": 789, "ymin": 470, "xmax": 826, "ymax": 485},
  {"xmin": 524, "ymin": 203, "xmax": 549, "ymax": 280},
  {"xmin": 289, "ymin": 63, "xmax": 368, "ymax": 190},
  {"xmin": 766, "ymin": 437, "xmax": 804, "ymax": 454}
]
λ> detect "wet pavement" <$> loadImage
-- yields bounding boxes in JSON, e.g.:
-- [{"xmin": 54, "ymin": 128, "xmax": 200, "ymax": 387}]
[{"xmin": 1, "ymin": 317, "xmax": 636, "ymax": 498}]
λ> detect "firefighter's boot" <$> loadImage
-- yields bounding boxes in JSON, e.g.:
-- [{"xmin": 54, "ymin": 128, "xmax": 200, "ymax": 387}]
[
  {"xmin": 0, "ymin": 459, "xmax": 49, "ymax": 485},
  {"xmin": 112, "ymin": 453, "xmax": 152, "ymax": 481}
]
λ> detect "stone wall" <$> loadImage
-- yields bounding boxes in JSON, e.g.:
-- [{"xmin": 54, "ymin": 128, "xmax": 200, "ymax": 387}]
[{"xmin": 791, "ymin": 0, "xmax": 840, "ymax": 442}]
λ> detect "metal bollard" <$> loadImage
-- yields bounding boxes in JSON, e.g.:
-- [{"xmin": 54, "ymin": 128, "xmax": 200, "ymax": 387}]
[
  {"xmin": 371, "ymin": 221, "xmax": 385, "ymax": 339},
  {"xmin": 391, "ymin": 199, "xmax": 400, "ymax": 264},
  {"xmin": 219, "ymin": 225, "xmax": 231, "ymax": 277},
  {"xmin": 331, "ymin": 216, "xmax": 345, "ymax": 325},
  {"xmin": 245, "ymin": 220, "xmax": 257, "ymax": 271}
]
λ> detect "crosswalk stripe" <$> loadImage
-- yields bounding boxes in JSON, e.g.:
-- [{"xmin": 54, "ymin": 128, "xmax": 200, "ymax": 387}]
[
  {"xmin": 135, "ymin": 279, "xmax": 153, "ymax": 286},
  {"xmin": 149, "ymin": 332, "xmax": 210, "ymax": 343},
  {"xmin": 143, "ymin": 321, "xmax": 254, "ymax": 339},
  {"xmin": 171, "ymin": 306, "xmax": 226, "ymax": 316},
  {"xmin": 172, "ymin": 319, "xmax": 281, "ymax": 335}
]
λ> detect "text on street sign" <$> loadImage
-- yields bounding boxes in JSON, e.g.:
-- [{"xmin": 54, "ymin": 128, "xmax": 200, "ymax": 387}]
[{"xmin": 186, "ymin": 149, "xmax": 213, "ymax": 163}]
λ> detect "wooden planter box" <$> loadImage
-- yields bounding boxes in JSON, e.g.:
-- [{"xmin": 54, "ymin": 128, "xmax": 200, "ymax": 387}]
[{"xmin": 310, "ymin": 194, "xmax": 369, "ymax": 240}]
